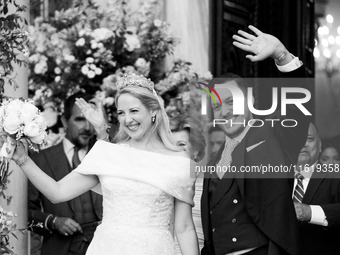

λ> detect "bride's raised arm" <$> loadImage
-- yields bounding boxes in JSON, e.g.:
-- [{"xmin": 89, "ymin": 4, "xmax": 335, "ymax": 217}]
[{"xmin": 11, "ymin": 139, "xmax": 99, "ymax": 204}]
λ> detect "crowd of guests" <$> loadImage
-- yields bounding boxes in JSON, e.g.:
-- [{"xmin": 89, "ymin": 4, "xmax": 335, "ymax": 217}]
[{"xmin": 22, "ymin": 25, "xmax": 340, "ymax": 255}]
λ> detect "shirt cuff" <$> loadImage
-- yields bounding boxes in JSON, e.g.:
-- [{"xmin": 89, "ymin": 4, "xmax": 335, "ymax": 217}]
[
  {"xmin": 309, "ymin": 205, "xmax": 328, "ymax": 226},
  {"xmin": 44, "ymin": 214, "xmax": 54, "ymax": 230},
  {"xmin": 275, "ymin": 55, "xmax": 303, "ymax": 72}
]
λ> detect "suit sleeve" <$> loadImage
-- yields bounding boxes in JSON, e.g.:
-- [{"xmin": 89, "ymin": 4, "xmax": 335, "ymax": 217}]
[
  {"xmin": 271, "ymin": 66, "xmax": 312, "ymax": 165},
  {"xmin": 320, "ymin": 179, "xmax": 340, "ymax": 228}
]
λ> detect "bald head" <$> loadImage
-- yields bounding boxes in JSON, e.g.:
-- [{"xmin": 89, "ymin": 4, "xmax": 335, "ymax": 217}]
[{"xmin": 297, "ymin": 123, "xmax": 321, "ymax": 166}]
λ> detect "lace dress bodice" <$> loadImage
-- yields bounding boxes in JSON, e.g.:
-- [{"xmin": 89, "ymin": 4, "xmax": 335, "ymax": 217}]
[
  {"xmin": 86, "ymin": 177, "xmax": 176, "ymax": 255},
  {"xmin": 74, "ymin": 141, "xmax": 195, "ymax": 255}
]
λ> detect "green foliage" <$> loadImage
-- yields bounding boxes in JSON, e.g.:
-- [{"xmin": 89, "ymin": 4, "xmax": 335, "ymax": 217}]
[{"xmin": 0, "ymin": 0, "xmax": 29, "ymax": 101}]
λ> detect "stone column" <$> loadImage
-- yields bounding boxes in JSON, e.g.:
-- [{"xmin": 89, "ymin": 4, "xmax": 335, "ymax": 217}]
[{"xmin": 0, "ymin": 0, "xmax": 29, "ymax": 254}]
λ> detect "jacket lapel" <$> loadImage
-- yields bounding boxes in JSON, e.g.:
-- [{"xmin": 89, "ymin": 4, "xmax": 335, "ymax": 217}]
[
  {"xmin": 234, "ymin": 140, "xmax": 246, "ymax": 197},
  {"xmin": 303, "ymin": 172, "xmax": 326, "ymax": 204},
  {"xmin": 201, "ymin": 142, "xmax": 226, "ymax": 241},
  {"xmin": 49, "ymin": 143, "xmax": 72, "ymax": 181}
]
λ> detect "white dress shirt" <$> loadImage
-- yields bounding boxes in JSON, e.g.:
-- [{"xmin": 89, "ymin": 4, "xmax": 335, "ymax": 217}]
[
  {"xmin": 293, "ymin": 163, "xmax": 328, "ymax": 226},
  {"xmin": 63, "ymin": 138, "xmax": 88, "ymax": 167}
]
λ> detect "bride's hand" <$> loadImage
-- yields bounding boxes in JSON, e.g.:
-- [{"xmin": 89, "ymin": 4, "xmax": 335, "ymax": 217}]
[
  {"xmin": 12, "ymin": 139, "xmax": 29, "ymax": 166},
  {"xmin": 75, "ymin": 98, "xmax": 110, "ymax": 140}
]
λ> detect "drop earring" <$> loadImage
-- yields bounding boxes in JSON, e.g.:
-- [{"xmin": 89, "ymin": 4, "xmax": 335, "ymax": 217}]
[{"xmin": 151, "ymin": 116, "xmax": 156, "ymax": 123}]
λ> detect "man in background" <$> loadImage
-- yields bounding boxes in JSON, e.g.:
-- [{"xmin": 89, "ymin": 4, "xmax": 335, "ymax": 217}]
[
  {"xmin": 209, "ymin": 126, "xmax": 225, "ymax": 155},
  {"xmin": 28, "ymin": 92, "xmax": 103, "ymax": 255},
  {"xmin": 293, "ymin": 123, "xmax": 340, "ymax": 255}
]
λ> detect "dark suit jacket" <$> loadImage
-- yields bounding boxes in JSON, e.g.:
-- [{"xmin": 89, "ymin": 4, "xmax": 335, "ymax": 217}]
[
  {"xmin": 28, "ymin": 142, "xmax": 103, "ymax": 255},
  {"xmin": 299, "ymin": 171, "xmax": 340, "ymax": 255},
  {"xmin": 201, "ymin": 66, "xmax": 311, "ymax": 255}
]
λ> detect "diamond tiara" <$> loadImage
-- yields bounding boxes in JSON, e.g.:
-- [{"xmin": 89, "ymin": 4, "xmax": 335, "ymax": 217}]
[{"xmin": 116, "ymin": 74, "xmax": 154, "ymax": 92}]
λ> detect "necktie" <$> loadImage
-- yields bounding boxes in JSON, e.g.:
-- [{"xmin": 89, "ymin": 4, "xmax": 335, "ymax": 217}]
[
  {"xmin": 216, "ymin": 139, "xmax": 239, "ymax": 179},
  {"xmin": 293, "ymin": 172, "xmax": 305, "ymax": 203},
  {"xmin": 72, "ymin": 146, "xmax": 81, "ymax": 169}
]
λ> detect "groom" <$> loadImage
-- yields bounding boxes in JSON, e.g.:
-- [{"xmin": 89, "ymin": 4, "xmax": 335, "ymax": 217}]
[{"xmin": 201, "ymin": 26, "xmax": 311, "ymax": 255}]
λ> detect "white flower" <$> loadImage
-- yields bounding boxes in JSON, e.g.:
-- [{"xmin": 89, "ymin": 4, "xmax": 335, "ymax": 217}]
[
  {"xmin": 101, "ymin": 74, "xmax": 118, "ymax": 91},
  {"xmin": 104, "ymin": 97, "xmax": 114, "ymax": 106},
  {"xmin": 0, "ymin": 106, "xmax": 4, "ymax": 121},
  {"xmin": 0, "ymin": 65, "xmax": 5, "ymax": 76},
  {"xmin": 75, "ymin": 37, "xmax": 86, "ymax": 47},
  {"xmin": 91, "ymin": 41, "xmax": 98, "ymax": 49},
  {"xmin": 30, "ymin": 130, "xmax": 47, "ymax": 144},
  {"xmin": 5, "ymin": 99, "xmax": 23, "ymax": 114},
  {"xmin": 90, "ymin": 64, "xmax": 96, "ymax": 70},
  {"xmin": 64, "ymin": 67, "xmax": 71, "ymax": 73},
  {"xmin": 29, "ymin": 54, "xmax": 39, "ymax": 63},
  {"xmin": 54, "ymin": 76, "xmax": 61, "ymax": 83},
  {"xmin": 91, "ymin": 28, "xmax": 114, "ymax": 42},
  {"xmin": 86, "ymin": 50, "xmax": 92, "ymax": 55},
  {"xmin": 95, "ymin": 91, "xmax": 106, "ymax": 101},
  {"xmin": 135, "ymin": 58, "xmax": 147, "ymax": 68},
  {"xmin": 22, "ymin": 46, "xmax": 30, "ymax": 58},
  {"xmin": 34, "ymin": 61, "xmax": 48, "ymax": 75},
  {"xmin": 87, "ymin": 71, "xmax": 95, "ymax": 79},
  {"xmin": 97, "ymin": 42, "xmax": 104, "ymax": 49},
  {"xmin": 3, "ymin": 113, "xmax": 22, "ymax": 134},
  {"xmin": 79, "ymin": 29, "xmax": 86, "ymax": 37},
  {"xmin": 23, "ymin": 121, "xmax": 41, "ymax": 137},
  {"xmin": 124, "ymin": 34, "xmax": 141, "ymax": 52},
  {"xmin": 56, "ymin": 58, "xmax": 62, "ymax": 65},
  {"xmin": 86, "ymin": 57, "xmax": 94, "ymax": 63},
  {"xmin": 64, "ymin": 55, "xmax": 75, "ymax": 62},
  {"xmin": 95, "ymin": 68, "xmax": 102, "ymax": 75},
  {"xmin": 153, "ymin": 19, "xmax": 162, "ymax": 27},
  {"xmin": 33, "ymin": 114, "xmax": 46, "ymax": 127},
  {"xmin": 134, "ymin": 58, "xmax": 150, "ymax": 76},
  {"xmin": 54, "ymin": 67, "xmax": 61, "ymax": 74},
  {"xmin": 81, "ymin": 65, "xmax": 89, "ymax": 75},
  {"xmin": 172, "ymin": 72, "xmax": 181, "ymax": 82},
  {"xmin": 51, "ymin": 33, "xmax": 59, "ymax": 46},
  {"xmin": 41, "ymin": 107, "xmax": 57, "ymax": 128},
  {"xmin": 20, "ymin": 102, "xmax": 39, "ymax": 124}
]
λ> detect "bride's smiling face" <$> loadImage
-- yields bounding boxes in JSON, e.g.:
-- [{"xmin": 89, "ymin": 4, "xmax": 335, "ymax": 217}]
[{"xmin": 117, "ymin": 93, "xmax": 154, "ymax": 141}]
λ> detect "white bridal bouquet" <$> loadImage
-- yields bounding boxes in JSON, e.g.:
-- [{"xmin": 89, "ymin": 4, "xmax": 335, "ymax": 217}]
[{"xmin": 0, "ymin": 99, "xmax": 47, "ymax": 187}]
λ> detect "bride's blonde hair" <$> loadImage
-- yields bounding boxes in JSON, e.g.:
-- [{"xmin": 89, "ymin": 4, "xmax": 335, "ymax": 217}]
[{"xmin": 113, "ymin": 74, "xmax": 181, "ymax": 152}]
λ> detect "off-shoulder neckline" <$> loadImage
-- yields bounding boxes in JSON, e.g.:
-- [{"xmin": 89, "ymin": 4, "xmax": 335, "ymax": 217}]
[{"xmin": 97, "ymin": 141, "xmax": 190, "ymax": 160}]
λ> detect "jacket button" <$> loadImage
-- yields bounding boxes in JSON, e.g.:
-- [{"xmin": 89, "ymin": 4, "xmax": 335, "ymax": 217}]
[
  {"xmin": 210, "ymin": 210, "xmax": 213, "ymax": 215},
  {"xmin": 212, "ymin": 228, "xmax": 216, "ymax": 232},
  {"xmin": 232, "ymin": 218, "xmax": 237, "ymax": 223},
  {"xmin": 233, "ymin": 199, "xmax": 238, "ymax": 204},
  {"xmin": 232, "ymin": 237, "xmax": 237, "ymax": 242}
]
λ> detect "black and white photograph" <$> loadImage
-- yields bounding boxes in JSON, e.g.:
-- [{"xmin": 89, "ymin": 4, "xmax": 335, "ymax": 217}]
[{"xmin": 0, "ymin": 0, "xmax": 339, "ymax": 254}]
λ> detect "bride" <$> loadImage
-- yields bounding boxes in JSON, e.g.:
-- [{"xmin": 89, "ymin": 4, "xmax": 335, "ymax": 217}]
[{"xmin": 10, "ymin": 74, "xmax": 199, "ymax": 255}]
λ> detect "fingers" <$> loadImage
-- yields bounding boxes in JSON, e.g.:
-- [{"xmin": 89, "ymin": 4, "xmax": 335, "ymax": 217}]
[
  {"xmin": 248, "ymin": 25, "xmax": 262, "ymax": 36},
  {"xmin": 236, "ymin": 30, "xmax": 256, "ymax": 41},
  {"xmin": 75, "ymin": 98, "xmax": 89, "ymax": 111},
  {"xmin": 232, "ymin": 41, "xmax": 252, "ymax": 53},
  {"xmin": 232, "ymin": 35, "xmax": 252, "ymax": 45},
  {"xmin": 69, "ymin": 220, "xmax": 83, "ymax": 234},
  {"xmin": 56, "ymin": 217, "xmax": 82, "ymax": 235},
  {"xmin": 245, "ymin": 55, "xmax": 261, "ymax": 62}
]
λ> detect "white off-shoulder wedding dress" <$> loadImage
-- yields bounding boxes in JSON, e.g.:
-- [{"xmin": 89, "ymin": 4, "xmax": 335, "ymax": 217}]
[{"xmin": 75, "ymin": 141, "xmax": 195, "ymax": 255}]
